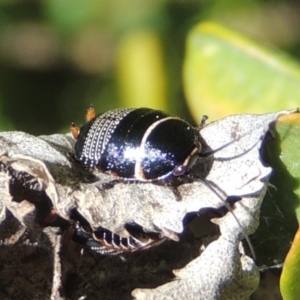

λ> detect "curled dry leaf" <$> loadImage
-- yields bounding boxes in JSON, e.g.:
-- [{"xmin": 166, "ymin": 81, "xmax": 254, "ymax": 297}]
[{"xmin": 0, "ymin": 109, "xmax": 297, "ymax": 299}]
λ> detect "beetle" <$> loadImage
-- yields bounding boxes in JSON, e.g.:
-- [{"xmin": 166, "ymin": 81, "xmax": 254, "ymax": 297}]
[
  {"xmin": 70, "ymin": 106, "xmax": 251, "ymax": 258},
  {"xmin": 71, "ymin": 106, "xmax": 204, "ymax": 182},
  {"xmin": 70, "ymin": 106, "xmax": 208, "ymax": 255}
]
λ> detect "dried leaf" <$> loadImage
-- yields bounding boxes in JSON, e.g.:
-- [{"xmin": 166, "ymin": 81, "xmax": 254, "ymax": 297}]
[{"xmin": 0, "ymin": 109, "xmax": 297, "ymax": 299}]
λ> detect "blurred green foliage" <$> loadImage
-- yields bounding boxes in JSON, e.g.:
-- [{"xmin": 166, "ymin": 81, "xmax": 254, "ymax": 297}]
[
  {"xmin": 0, "ymin": 0, "xmax": 300, "ymax": 134},
  {"xmin": 184, "ymin": 22, "xmax": 300, "ymax": 123}
]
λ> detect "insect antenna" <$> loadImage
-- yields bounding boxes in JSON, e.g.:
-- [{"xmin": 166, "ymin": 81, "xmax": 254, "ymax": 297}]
[
  {"xmin": 188, "ymin": 120, "xmax": 261, "ymax": 259},
  {"xmin": 197, "ymin": 177, "xmax": 256, "ymax": 260}
]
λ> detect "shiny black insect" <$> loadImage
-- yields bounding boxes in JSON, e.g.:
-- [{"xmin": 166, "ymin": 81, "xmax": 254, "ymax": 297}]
[
  {"xmin": 71, "ymin": 106, "xmax": 212, "ymax": 255},
  {"xmin": 72, "ymin": 107, "xmax": 202, "ymax": 182}
]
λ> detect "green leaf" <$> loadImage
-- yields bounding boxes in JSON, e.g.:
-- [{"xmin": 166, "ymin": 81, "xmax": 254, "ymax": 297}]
[
  {"xmin": 251, "ymin": 114, "xmax": 300, "ymax": 266},
  {"xmin": 277, "ymin": 114, "xmax": 300, "ymax": 300},
  {"xmin": 183, "ymin": 22, "xmax": 300, "ymax": 123},
  {"xmin": 277, "ymin": 113, "xmax": 300, "ymax": 207},
  {"xmin": 280, "ymin": 227, "xmax": 300, "ymax": 300}
]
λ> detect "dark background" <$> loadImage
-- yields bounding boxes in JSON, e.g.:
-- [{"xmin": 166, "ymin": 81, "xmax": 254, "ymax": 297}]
[{"xmin": 1, "ymin": 0, "xmax": 300, "ymax": 134}]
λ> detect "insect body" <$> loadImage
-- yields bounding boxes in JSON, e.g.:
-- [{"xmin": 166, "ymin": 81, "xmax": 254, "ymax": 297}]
[{"xmin": 72, "ymin": 107, "xmax": 201, "ymax": 181}]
